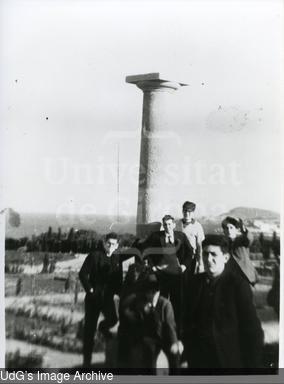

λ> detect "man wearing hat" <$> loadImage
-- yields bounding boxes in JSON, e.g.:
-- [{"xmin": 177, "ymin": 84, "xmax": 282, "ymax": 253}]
[
  {"xmin": 176, "ymin": 201, "xmax": 205, "ymax": 273},
  {"xmin": 117, "ymin": 271, "xmax": 183, "ymax": 369}
]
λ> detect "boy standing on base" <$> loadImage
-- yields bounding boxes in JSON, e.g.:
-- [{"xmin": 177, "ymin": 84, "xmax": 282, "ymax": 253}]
[{"xmin": 176, "ymin": 201, "xmax": 205, "ymax": 273}]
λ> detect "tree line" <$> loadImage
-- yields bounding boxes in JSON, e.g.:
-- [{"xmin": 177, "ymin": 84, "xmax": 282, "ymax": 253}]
[
  {"xmin": 5, "ymin": 227, "xmax": 136, "ymax": 254},
  {"xmin": 5, "ymin": 226, "xmax": 280, "ymax": 260}
]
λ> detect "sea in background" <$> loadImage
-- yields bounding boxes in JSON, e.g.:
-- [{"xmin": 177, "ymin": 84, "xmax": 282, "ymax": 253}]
[
  {"xmin": 5, "ymin": 212, "xmax": 223, "ymax": 239},
  {"xmin": 5, "ymin": 212, "xmax": 136, "ymax": 239},
  {"xmin": 5, "ymin": 206, "xmax": 280, "ymax": 239}
]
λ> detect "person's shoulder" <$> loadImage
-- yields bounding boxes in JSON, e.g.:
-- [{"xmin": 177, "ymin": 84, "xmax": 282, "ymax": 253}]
[
  {"xmin": 174, "ymin": 230, "xmax": 187, "ymax": 239},
  {"xmin": 158, "ymin": 295, "xmax": 169, "ymax": 304},
  {"xmin": 111, "ymin": 250, "xmax": 120, "ymax": 261},
  {"xmin": 187, "ymin": 272, "xmax": 207, "ymax": 287},
  {"xmin": 194, "ymin": 271, "xmax": 207, "ymax": 281},
  {"xmin": 145, "ymin": 231, "xmax": 163, "ymax": 245},
  {"xmin": 148, "ymin": 230, "xmax": 163, "ymax": 238},
  {"xmin": 191, "ymin": 220, "xmax": 204, "ymax": 232},
  {"xmin": 89, "ymin": 249, "xmax": 105, "ymax": 260},
  {"xmin": 195, "ymin": 220, "xmax": 204, "ymax": 228},
  {"xmin": 220, "ymin": 268, "xmax": 250, "ymax": 290},
  {"xmin": 80, "ymin": 251, "xmax": 99, "ymax": 269},
  {"xmin": 175, "ymin": 219, "xmax": 183, "ymax": 230},
  {"xmin": 158, "ymin": 295, "xmax": 174, "ymax": 309}
]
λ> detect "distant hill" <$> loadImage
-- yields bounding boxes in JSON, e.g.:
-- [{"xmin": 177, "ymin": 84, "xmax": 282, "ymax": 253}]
[
  {"xmin": 219, "ymin": 207, "xmax": 280, "ymax": 221},
  {"xmin": 199, "ymin": 206, "xmax": 280, "ymax": 235}
]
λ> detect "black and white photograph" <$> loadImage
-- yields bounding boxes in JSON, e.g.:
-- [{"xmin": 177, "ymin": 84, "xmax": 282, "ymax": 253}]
[{"xmin": 0, "ymin": 0, "xmax": 282, "ymax": 378}]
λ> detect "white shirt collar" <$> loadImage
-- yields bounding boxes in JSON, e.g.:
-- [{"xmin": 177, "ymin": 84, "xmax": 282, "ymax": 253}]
[{"xmin": 152, "ymin": 291, "xmax": 160, "ymax": 308}]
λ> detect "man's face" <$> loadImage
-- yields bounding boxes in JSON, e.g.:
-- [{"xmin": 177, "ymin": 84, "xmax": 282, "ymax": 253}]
[
  {"xmin": 145, "ymin": 289, "xmax": 156, "ymax": 303},
  {"xmin": 203, "ymin": 245, "xmax": 229, "ymax": 278},
  {"xmin": 183, "ymin": 209, "xmax": 194, "ymax": 222},
  {"xmin": 163, "ymin": 219, "xmax": 175, "ymax": 234},
  {"xmin": 223, "ymin": 223, "xmax": 240, "ymax": 240},
  {"xmin": 104, "ymin": 238, "xmax": 118, "ymax": 256}
]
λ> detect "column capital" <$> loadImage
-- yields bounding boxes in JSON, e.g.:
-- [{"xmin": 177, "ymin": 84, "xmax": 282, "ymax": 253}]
[{"xmin": 126, "ymin": 72, "xmax": 188, "ymax": 92}]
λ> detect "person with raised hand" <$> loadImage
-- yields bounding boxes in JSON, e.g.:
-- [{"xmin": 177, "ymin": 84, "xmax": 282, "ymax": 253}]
[{"xmin": 222, "ymin": 216, "xmax": 258, "ymax": 286}]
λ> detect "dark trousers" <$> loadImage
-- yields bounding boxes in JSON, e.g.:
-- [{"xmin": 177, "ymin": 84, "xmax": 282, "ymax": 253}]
[
  {"xmin": 83, "ymin": 294, "xmax": 102, "ymax": 367},
  {"xmin": 83, "ymin": 291, "xmax": 117, "ymax": 367},
  {"xmin": 158, "ymin": 273, "xmax": 183, "ymax": 336}
]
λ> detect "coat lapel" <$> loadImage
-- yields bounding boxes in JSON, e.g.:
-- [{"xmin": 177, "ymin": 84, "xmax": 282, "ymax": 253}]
[
  {"xmin": 159, "ymin": 231, "xmax": 166, "ymax": 247},
  {"xmin": 191, "ymin": 275, "xmax": 206, "ymax": 315}
]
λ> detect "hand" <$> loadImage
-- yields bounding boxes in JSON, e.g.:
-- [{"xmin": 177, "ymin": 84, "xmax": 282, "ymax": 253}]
[
  {"xmin": 156, "ymin": 264, "xmax": 168, "ymax": 271},
  {"xmin": 196, "ymin": 262, "xmax": 204, "ymax": 274},
  {"xmin": 87, "ymin": 288, "xmax": 96, "ymax": 297},
  {"xmin": 143, "ymin": 302, "xmax": 154, "ymax": 314},
  {"xmin": 180, "ymin": 264, "xmax": 186, "ymax": 273},
  {"xmin": 108, "ymin": 322, "xmax": 119, "ymax": 335},
  {"xmin": 237, "ymin": 218, "xmax": 245, "ymax": 232},
  {"xmin": 113, "ymin": 294, "xmax": 120, "ymax": 302},
  {"xmin": 170, "ymin": 340, "xmax": 184, "ymax": 355}
]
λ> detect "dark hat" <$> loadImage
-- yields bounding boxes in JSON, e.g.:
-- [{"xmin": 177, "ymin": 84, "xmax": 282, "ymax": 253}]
[
  {"xmin": 182, "ymin": 201, "xmax": 196, "ymax": 212},
  {"xmin": 221, "ymin": 216, "xmax": 241, "ymax": 229},
  {"xmin": 137, "ymin": 271, "xmax": 160, "ymax": 291}
]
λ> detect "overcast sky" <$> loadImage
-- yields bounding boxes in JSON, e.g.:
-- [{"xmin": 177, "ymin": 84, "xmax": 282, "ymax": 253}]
[{"xmin": 0, "ymin": 0, "xmax": 282, "ymax": 218}]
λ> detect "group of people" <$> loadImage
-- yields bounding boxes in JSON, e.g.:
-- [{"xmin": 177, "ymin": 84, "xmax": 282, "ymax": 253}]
[{"xmin": 78, "ymin": 201, "xmax": 264, "ymax": 370}]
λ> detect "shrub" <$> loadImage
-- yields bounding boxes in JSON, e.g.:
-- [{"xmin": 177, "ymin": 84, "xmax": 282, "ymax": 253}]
[{"xmin": 6, "ymin": 349, "xmax": 43, "ymax": 368}]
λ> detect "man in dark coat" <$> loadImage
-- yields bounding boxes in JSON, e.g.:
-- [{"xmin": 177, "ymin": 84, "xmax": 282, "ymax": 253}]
[
  {"xmin": 142, "ymin": 215, "xmax": 194, "ymax": 334},
  {"xmin": 182, "ymin": 234, "xmax": 264, "ymax": 369},
  {"xmin": 78, "ymin": 232, "xmax": 120, "ymax": 367}
]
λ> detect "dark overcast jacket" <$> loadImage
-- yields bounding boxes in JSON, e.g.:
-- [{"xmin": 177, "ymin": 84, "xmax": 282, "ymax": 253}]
[
  {"xmin": 142, "ymin": 230, "xmax": 194, "ymax": 275},
  {"xmin": 78, "ymin": 249, "xmax": 120, "ymax": 296},
  {"xmin": 183, "ymin": 270, "xmax": 264, "ymax": 368}
]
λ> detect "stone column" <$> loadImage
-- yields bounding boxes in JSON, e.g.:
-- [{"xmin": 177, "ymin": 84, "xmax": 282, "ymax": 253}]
[{"xmin": 126, "ymin": 73, "xmax": 188, "ymax": 238}]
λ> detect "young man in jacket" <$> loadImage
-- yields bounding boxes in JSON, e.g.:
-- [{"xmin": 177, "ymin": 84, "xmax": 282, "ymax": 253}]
[
  {"xmin": 142, "ymin": 215, "xmax": 193, "ymax": 334},
  {"xmin": 175, "ymin": 201, "xmax": 205, "ymax": 273},
  {"xmin": 182, "ymin": 234, "xmax": 264, "ymax": 369},
  {"xmin": 79, "ymin": 232, "xmax": 119, "ymax": 367}
]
